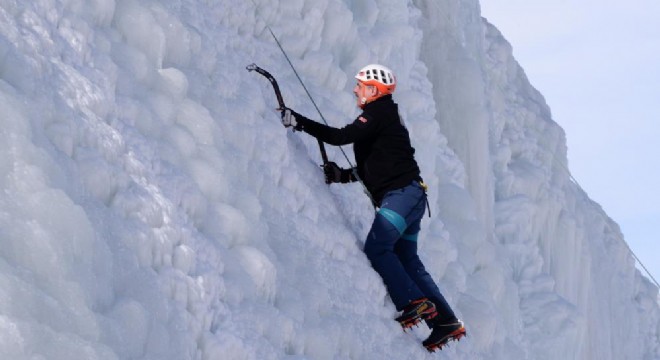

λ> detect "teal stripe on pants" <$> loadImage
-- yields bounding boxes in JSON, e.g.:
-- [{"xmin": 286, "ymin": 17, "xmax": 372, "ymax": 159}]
[
  {"xmin": 378, "ymin": 207, "xmax": 407, "ymax": 234},
  {"xmin": 401, "ymin": 232, "xmax": 419, "ymax": 242}
]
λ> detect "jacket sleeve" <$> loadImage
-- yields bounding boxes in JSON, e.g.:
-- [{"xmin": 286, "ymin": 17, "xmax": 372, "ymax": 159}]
[
  {"xmin": 340, "ymin": 167, "xmax": 358, "ymax": 183},
  {"xmin": 297, "ymin": 113, "xmax": 377, "ymax": 146}
]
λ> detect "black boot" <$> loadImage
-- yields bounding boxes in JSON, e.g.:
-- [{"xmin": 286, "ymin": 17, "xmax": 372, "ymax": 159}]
[
  {"xmin": 422, "ymin": 318, "xmax": 466, "ymax": 352},
  {"xmin": 395, "ymin": 298, "xmax": 438, "ymax": 330}
]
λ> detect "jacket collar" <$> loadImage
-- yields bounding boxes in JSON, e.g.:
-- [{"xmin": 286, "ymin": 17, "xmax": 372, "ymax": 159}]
[{"xmin": 363, "ymin": 94, "xmax": 394, "ymax": 110}]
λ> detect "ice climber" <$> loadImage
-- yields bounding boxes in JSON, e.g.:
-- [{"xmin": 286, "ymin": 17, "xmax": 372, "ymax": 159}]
[{"xmin": 280, "ymin": 64, "xmax": 466, "ymax": 351}]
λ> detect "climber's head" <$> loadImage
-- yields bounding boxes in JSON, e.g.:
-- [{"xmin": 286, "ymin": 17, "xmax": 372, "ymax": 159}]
[{"xmin": 353, "ymin": 64, "xmax": 396, "ymax": 108}]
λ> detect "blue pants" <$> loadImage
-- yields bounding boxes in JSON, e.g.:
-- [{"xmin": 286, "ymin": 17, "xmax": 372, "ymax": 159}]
[{"xmin": 364, "ymin": 181, "xmax": 456, "ymax": 323}]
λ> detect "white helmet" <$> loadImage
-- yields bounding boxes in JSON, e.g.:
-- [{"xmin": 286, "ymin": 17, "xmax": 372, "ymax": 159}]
[{"xmin": 355, "ymin": 64, "xmax": 396, "ymax": 95}]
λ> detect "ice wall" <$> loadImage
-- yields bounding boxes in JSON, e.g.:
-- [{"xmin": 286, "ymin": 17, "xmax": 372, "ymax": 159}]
[
  {"xmin": 0, "ymin": 0, "xmax": 657, "ymax": 359},
  {"xmin": 481, "ymin": 17, "xmax": 660, "ymax": 360}
]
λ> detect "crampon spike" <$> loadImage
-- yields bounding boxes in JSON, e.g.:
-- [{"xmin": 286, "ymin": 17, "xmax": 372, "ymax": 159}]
[{"xmin": 399, "ymin": 317, "xmax": 422, "ymax": 330}]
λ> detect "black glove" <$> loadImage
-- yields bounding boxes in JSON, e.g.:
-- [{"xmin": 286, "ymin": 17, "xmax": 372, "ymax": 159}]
[
  {"xmin": 323, "ymin": 162, "xmax": 342, "ymax": 184},
  {"xmin": 323, "ymin": 162, "xmax": 354, "ymax": 184}
]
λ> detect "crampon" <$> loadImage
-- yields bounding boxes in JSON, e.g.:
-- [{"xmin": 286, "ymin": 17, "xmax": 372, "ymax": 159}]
[
  {"xmin": 395, "ymin": 298, "xmax": 438, "ymax": 330},
  {"xmin": 423, "ymin": 320, "xmax": 467, "ymax": 352}
]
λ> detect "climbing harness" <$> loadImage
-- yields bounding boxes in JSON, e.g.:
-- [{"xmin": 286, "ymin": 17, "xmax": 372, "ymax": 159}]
[{"xmin": 418, "ymin": 180, "xmax": 432, "ymax": 217}]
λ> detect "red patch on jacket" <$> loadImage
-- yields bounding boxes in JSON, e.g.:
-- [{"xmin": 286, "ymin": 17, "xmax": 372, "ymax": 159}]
[{"xmin": 358, "ymin": 116, "xmax": 368, "ymax": 123}]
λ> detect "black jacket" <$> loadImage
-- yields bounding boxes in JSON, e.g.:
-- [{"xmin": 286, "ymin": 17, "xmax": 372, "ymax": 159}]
[{"xmin": 295, "ymin": 95, "xmax": 421, "ymax": 205}]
